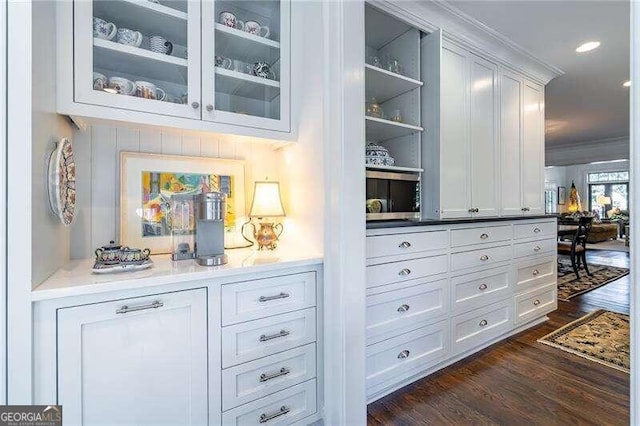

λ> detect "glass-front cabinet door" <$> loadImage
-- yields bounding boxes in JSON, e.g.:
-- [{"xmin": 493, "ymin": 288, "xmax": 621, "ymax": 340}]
[
  {"xmin": 202, "ymin": 0, "xmax": 290, "ymax": 132},
  {"xmin": 74, "ymin": 0, "xmax": 201, "ymax": 119}
]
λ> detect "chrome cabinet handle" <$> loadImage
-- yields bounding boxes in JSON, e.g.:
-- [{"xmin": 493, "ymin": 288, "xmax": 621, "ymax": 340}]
[
  {"xmin": 116, "ymin": 300, "xmax": 163, "ymax": 314},
  {"xmin": 398, "ymin": 268, "xmax": 411, "ymax": 276},
  {"xmin": 480, "ymin": 233, "xmax": 489, "ymax": 240},
  {"xmin": 206, "ymin": 104, "xmax": 213, "ymax": 111},
  {"xmin": 533, "ymin": 227, "xmax": 541, "ymax": 233},
  {"xmin": 532, "ymin": 269, "xmax": 540, "ymax": 276},
  {"xmin": 191, "ymin": 101, "xmax": 200, "ymax": 109},
  {"xmin": 397, "ymin": 304, "xmax": 410, "ymax": 312},
  {"xmin": 479, "ymin": 319, "xmax": 488, "ymax": 327},
  {"xmin": 533, "ymin": 299, "xmax": 541, "ymax": 306},
  {"xmin": 397, "ymin": 350, "xmax": 410, "ymax": 359},
  {"xmin": 259, "ymin": 329, "xmax": 290, "ymax": 342},
  {"xmin": 260, "ymin": 367, "xmax": 290, "ymax": 382},
  {"xmin": 533, "ymin": 246, "xmax": 541, "ymax": 252},
  {"xmin": 478, "ymin": 283, "xmax": 488, "ymax": 290},
  {"xmin": 468, "ymin": 208, "xmax": 475, "ymax": 213},
  {"xmin": 259, "ymin": 292, "xmax": 290, "ymax": 303},
  {"xmin": 398, "ymin": 241, "xmax": 412, "ymax": 248},
  {"xmin": 480, "ymin": 255, "xmax": 489, "ymax": 261},
  {"xmin": 259, "ymin": 406, "xmax": 290, "ymax": 423},
  {"xmin": 521, "ymin": 207, "xmax": 530, "ymax": 212}
]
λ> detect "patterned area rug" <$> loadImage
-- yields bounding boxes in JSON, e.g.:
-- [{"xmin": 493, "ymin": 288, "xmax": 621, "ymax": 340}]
[
  {"xmin": 557, "ymin": 261, "xmax": 629, "ymax": 301},
  {"xmin": 538, "ymin": 309, "xmax": 630, "ymax": 373}
]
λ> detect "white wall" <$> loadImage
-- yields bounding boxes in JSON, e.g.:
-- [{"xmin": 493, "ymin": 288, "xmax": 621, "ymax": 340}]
[
  {"xmin": 0, "ymin": 0, "xmax": 7, "ymax": 404},
  {"xmin": 31, "ymin": 0, "xmax": 73, "ymax": 286},
  {"xmin": 544, "ymin": 166, "xmax": 567, "ymax": 212},
  {"xmin": 546, "ymin": 137, "xmax": 629, "ymax": 166},
  {"xmin": 70, "ymin": 124, "xmax": 282, "ymax": 259},
  {"xmin": 545, "ymin": 160, "xmax": 630, "ymax": 213}
]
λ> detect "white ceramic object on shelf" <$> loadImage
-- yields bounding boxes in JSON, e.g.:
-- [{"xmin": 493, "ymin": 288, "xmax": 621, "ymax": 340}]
[{"xmin": 48, "ymin": 137, "xmax": 76, "ymax": 226}]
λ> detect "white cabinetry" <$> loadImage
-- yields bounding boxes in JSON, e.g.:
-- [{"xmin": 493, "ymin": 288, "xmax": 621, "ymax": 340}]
[
  {"xmin": 57, "ymin": 0, "xmax": 292, "ymax": 137},
  {"xmin": 427, "ymin": 40, "xmax": 499, "ymax": 219},
  {"xmin": 57, "ymin": 288, "xmax": 208, "ymax": 426},
  {"xmin": 499, "ymin": 70, "xmax": 545, "ymax": 216},
  {"xmin": 365, "ymin": 219, "xmax": 557, "ymax": 401}
]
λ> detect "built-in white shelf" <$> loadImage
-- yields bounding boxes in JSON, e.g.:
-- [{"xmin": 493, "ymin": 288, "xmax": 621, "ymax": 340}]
[
  {"xmin": 94, "ymin": 38, "xmax": 187, "ymax": 83},
  {"xmin": 365, "ymin": 164, "xmax": 424, "ymax": 173},
  {"xmin": 215, "ymin": 24, "xmax": 280, "ymax": 65},
  {"xmin": 215, "ymin": 67, "xmax": 280, "ymax": 101},
  {"xmin": 94, "ymin": 0, "xmax": 188, "ymax": 46},
  {"xmin": 365, "ymin": 116, "xmax": 423, "ymax": 141},
  {"xmin": 365, "ymin": 64, "xmax": 423, "ymax": 103}
]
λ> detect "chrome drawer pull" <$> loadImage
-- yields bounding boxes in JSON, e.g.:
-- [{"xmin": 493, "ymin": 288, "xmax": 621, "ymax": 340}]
[
  {"xmin": 532, "ymin": 269, "xmax": 540, "ymax": 276},
  {"xmin": 479, "ymin": 319, "xmax": 488, "ymax": 327},
  {"xmin": 480, "ymin": 233, "xmax": 489, "ymax": 240},
  {"xmin": 533, "ymin": 246, "xmax": 541, "ymax": 252},
  {"xmin": 478, "ymin": 283, "xmax": 488, "ymax": 291},
  {"xmin": 468, "ymin": 208, "xmax": 476, "ymax": 213},
  {"xmin": 533, "ymin": 299, "xmax": 541, "ymax": 306},
  {"xmin": 480, "ymin": 255, "xmax": 489, "ymax": 261},
  {"xmin": 397, "ymin": 350, "xmax": 410, "ymax": 359},
  {"xmin": 398, "ymin": 268, "xmax": 412, "ymax": 276},
  {"xmin": 259, "ymin": 329, "xmax": 290, "ymax": 342},
  {"xmin": 259, "ymin": 406, "xmax": 290, "ymax": 423},
  {"xmin": 259, "ymin": 292, "xmax": 290, "ymax": 303},
  {"xmin": 116, "ymin": 300, "xmax": 163, "ymax": 314},
  {"xmin": 397, "ymin": 304, "xmax": 410, "ymax": 312},
  {"xmin": 260, "ymin": 367, "xmax": 290, "ymax": 382},
  {"xmin": 533, "ymin": 227, "xmax": 541, "ymax": 233},
  {"xmin": 398, "ymin": 241, "xmax": 412, "ymax": 248}
]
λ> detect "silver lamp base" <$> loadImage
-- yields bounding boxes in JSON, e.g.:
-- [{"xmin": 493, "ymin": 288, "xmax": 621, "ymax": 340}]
[{"xmin": 195, "ymin": 254, "xmax": 228, "ymax": 266}]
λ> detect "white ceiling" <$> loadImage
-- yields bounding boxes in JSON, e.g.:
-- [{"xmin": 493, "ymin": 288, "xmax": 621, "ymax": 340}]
[{"xmin": 449, "ymin": 0, "xmax": 630, "ymax": 147}]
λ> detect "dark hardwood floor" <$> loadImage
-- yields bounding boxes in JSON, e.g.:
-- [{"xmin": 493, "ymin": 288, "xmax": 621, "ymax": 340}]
[{"xmin": 367, "ymin": 250, "xmax": 630, "ymax": 425}]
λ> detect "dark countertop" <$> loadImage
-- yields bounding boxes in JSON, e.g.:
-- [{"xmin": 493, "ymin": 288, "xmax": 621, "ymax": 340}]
[{"xmin": 366, "ymin": 215, "xmax": 558, "ymax": 229}]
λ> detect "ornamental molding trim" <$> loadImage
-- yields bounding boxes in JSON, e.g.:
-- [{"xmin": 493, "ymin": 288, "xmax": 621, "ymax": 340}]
[{"xmin": 369, "ymin": 0, "xmax": 564, "ymax": 85}]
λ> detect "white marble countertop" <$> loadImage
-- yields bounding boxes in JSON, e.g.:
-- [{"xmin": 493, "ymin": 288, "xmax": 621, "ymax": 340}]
[{"xmin": 32, "ymin": 245, "xmax": 323, "ymax": 302}]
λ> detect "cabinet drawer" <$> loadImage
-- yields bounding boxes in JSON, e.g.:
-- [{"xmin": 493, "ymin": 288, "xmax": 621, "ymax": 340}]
[
  {"xmin": 515, "ymin": 283, "xmax": 557, "ymax": 325},
  {"xmin": 516, "ymin": 257, "xmax": 556, "ymax": 292},
  {"xmin": 366, "ymin": 279, "xmax": 448, "ymax": 345},
  {"xmin": 366, "ymin": 320, "xmax": 449, "ymax": 389},
  {"xmin": 222, "ymin": 308, "xmax": 316, "ymax": 368},
  {"xmin": 514, "ymin": 221, "xmax": 556, "ymax": 240},
  {"xmin": 452, "ymin": 300, "xmax": 512, "ymax": 354},
  {"xmin": 514, "ymin": 238, "xmax": 556, "ymax": 259},
  {"xmin": 367, "ymin": 230, "xmax": 448, "ymax": 259},
  {"xmin": 222, "ymin": 272, "xmax": 316, "ymax": 326},
  {"xmin": 450, "ymin": 245, "xmax": 512, "ymax": 272},
  {"xmin": 366, "ymin": 255, "xmax": 448, "ymax": 289},
  {"xmin": 221, "ymin": 379, "xmax": 317, "ymax": 426},
  {"xmin": 222, "ymin": 344, "xmax": 316, "ymax": 411},
  {"xmin": 451, "ymin": 225, "xmax": 511, "ymax": 248},
  {"xmin": 452, "ymin": 266, "xmax": 511, "ymax": 314}
]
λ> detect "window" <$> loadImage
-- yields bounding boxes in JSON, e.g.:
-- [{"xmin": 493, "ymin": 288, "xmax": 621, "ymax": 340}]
[
  {"xmin": 587, "ymin": 171, "xmax": 629, "ymax": 218},
  {"xmin": 545, "ymin": 190, "xmax": 557, "ymax": 214}
]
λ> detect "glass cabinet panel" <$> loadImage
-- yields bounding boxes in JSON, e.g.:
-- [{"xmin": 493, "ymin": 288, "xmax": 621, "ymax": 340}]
[
  {"xmin": 74, "ymin": 0, "xmax": 201, "ymax": 119},
  {"xmin": 203, "ymin": 0, "xmax": 290, "ymax": 131}
]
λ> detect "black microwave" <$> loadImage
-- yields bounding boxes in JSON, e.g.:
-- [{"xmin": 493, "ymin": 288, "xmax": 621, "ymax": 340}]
[{"xmin": 366, "ymin": 170, "xmax": 420, "ymax": 220}]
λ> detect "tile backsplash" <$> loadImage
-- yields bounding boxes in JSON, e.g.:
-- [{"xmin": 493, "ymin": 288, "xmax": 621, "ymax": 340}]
[{"xmin": 71, "ymin": 124, "xmax": 281, "ymax": 259}]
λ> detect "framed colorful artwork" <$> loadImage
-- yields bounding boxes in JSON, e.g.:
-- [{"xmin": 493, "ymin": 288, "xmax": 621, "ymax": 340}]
[{"xmin": 120, "ymin": 152, "xmax": 245, "ymax": 254}]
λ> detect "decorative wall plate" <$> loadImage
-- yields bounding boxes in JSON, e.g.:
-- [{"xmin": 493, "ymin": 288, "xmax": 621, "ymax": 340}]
[{"xmin": 48, "ymin": 138, "xmax": 76, "ymax": 226}]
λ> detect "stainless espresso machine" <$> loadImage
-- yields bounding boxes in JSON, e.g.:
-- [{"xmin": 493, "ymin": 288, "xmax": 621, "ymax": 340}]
[{"xmin": 194, "ymin": 192, "xmax": 228, "ymax": 266}]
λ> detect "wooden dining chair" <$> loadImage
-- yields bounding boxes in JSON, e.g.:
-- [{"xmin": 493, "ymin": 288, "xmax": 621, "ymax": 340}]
[{"xmin": 557, "ymin": 216, "xmax": 593, "ymax": 279}]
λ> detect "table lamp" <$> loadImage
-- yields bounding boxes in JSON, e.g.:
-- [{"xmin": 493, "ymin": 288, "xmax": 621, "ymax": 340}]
[
  {"xmin": 246, "ymin": 181, "xmax": 286, "ymax": 250},
  {"xmin": 597, "ymin": 195, "xmax": 612, "ymax": 217}
]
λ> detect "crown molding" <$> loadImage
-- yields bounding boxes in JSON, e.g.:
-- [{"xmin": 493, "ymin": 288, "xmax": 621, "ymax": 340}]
[
  {"xmin": 547, "ymin": 135, "xmax": 630, "ymax": 151},
  {"xmin": 369, "ymin": 0, "xmax": 564, "ymax": 85}
]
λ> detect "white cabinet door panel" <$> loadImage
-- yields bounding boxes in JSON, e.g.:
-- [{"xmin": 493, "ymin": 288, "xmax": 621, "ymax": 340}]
[
  {"xmin": 499, "ymin": 70, "xmax": 524, "ymax": 216},
  {"xmin": 522, "ymin": 80, "xmax": 545, "ymax": 215},
  {"xmin": 469, "ymin": 55, "xmax": 498, "ymax": 217},
  {"xmin": 57, "ymin": 289, "xmax": 208, "ymax": 426},
  {"xmin": 440, "ymin": 43, "xmax": 471, "ymax": 218}
]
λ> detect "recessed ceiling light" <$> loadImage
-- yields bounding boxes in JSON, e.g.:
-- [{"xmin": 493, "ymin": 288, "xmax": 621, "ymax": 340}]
[
  {"xmin": 576, "ymin": 41, "xmax": 601, "ymax": 53},
  {"xmin": 623, "ymin": 80, "xmax": 631, "ymax": 87}
]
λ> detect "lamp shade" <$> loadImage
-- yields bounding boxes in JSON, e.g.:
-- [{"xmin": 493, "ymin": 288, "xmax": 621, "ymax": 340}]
[
  {"xmin": 597, "ymin": 195, "xmax": 611, "ymax": 205},
  {"xmin": 249, "ymin": 181, "xmax": 286, "ymax": 218}
]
